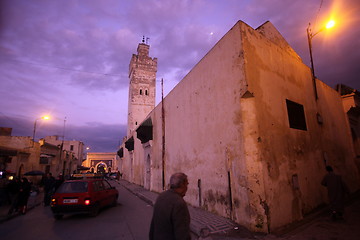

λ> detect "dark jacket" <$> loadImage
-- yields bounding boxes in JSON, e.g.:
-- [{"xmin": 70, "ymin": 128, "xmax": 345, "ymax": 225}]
[
  {"xmin": 149, "ymin": 189, "xmax": 191, "ymax": 240},
  {"xmin": 321, "ymin": 172, "xmax": 349, "ymax": 212},
  {"xmin": 17, "ymin": 178, "xmax": 31, "ymax": 207}
]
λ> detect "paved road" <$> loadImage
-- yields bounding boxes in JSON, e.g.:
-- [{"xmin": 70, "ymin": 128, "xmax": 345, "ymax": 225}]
[{"xmin": 0, "ymin": 181, "xmax": 153, "ymax": 240}]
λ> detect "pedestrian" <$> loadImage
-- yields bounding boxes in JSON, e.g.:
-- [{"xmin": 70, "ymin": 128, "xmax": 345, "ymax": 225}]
[
  {"xmin": 0, "ymin": 175, "xmax": 9, "ymax": 206},
  {"xmin": 54, "ymin": 174, "xmax": 64, "ymax": 191},
  {"xmin": 7, "ymin": 178, "xmax": 20, "ymax": 215},
  {"xmin": 149, "ymin": 172, "xmax": 191, "ymax": 240},
  {"xmin": 43, "ymin": 173, "xmax": 56, "ymax": 206},
  {"xmin": 321, "ymin": 165, "xmax": 349, "ymax": 220},
  {"xmin": 6, "ymin": 178, "xmax": 20, "ymax": 205},
  {"xmin": 17, "ymin": 177, "xmax": 31, "ymax": 214}
]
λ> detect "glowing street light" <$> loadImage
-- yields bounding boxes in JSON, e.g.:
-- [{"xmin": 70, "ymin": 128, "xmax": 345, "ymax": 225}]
[
  {"xmin": 32, "ymin": 115, "xmax": 50, "ymax": 146},
  {"xmin": 307, "ymin": 19, "xmax": 336, "ymax": 100}
]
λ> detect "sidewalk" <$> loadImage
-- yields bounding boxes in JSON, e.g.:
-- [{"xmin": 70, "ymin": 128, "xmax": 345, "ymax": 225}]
[
  {"xmin": 116, "ymin": 179, "xmax": 253, "ymax": 239},
  {"xmin": 116, "ymin": 179, "xmax": 360, "ymax": 240},
  {"xmin": 0, "ymin": 190, "xmax": 43, "ymax": 223}
]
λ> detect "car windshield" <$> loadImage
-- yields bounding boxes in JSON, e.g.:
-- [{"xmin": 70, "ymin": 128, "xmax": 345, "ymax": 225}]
[{"xmin": 57, "ymin": 181, "xmax": 88, "ymax": 193}]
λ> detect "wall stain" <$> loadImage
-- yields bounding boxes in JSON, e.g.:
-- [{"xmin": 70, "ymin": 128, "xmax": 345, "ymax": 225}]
[
  {"xmin": 203, "ymin": 189, "xmax": 232, "ymax": 217},
  {"xmin": 259, "ymin": 196, "xmax": 270, "ymax": 232}
]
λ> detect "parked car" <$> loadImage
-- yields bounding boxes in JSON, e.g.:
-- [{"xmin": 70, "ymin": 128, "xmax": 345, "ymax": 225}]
[
  {"xmin": 50, "ymin": 178, "xmax": 118, "ymax": 219},
  {"xmin": 106, "ymin": 172, "xmax": 118, "ymax": 180}
]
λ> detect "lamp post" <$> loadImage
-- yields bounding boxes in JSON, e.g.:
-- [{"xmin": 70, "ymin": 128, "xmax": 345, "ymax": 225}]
[
  {"xmin": 32, "ymin": 115, "xmax": 50, "ymax": 147},
  {"xmin": 307, "ymin": 20, "xmax": 335, "ymax": 100}
]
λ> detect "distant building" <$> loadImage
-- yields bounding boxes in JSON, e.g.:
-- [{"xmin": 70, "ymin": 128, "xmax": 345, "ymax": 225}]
[
  {"xmin": 83, "ymin": 152, "xmax": 119, "ymax": 173},
  {"xmin": 42, "ymin": 135, "xmax": 84, "ymax": 175},
  {"xmin": 0, "ymin": 129, "xmax": 37, "ymax": 177},
  {"xmin": 336, "ymin": 84, "xmax": 360, "ymax": 169},
  {"xmin": 0, "ymin": 131, "xmax": 85, "ymax": 179},
  {"xmin": 118, "ymin": 20, "xmax": 360, "ymax": 232}
]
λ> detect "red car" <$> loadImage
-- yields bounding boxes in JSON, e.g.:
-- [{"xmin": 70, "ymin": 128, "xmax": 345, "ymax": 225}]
[{"xmin": 50, "ymin": 178, "xmax": 118, "ymax": 219}]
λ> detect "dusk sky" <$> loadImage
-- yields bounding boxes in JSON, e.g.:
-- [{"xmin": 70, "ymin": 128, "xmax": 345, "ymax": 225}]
[{"xmin": 1, "ymin": 0, "xmax": 359, "ymax": 152}]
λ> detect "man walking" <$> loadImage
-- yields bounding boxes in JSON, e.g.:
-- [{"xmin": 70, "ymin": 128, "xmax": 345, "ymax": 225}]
[
  {"xmin": 149, "ymin": 172, "xmax": 191, "ymax": 240},
  {"xmin": 321, "ymin": 166, "xmax": 349, "ymax": 220}
]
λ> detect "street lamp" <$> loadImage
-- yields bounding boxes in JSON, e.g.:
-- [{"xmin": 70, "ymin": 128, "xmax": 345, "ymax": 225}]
[
  {"xmin": 32, "ymin": 115, "xmax": 50, "ymax": 146},
  {"xmin": 307, "ymin": 19, "xmax": 336, "ymax": 100}
]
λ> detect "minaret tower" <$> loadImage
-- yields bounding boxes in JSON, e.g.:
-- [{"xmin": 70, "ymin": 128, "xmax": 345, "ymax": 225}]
[{"xmin": 127, "ymin": 38, "xmax": 157, "ymax": 136}]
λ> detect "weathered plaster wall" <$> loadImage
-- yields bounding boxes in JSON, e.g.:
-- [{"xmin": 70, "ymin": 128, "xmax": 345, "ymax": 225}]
[
  {"xmin": 147, "ymin": 21, "xmax": 255, "ymax": 227},
  {"xmin": 241, "ymin": 21, "xmax": 360, "ymax": 231},
  {"xmin": 0, "ymin": 136, "xmax": 40, "ymax": 175}
]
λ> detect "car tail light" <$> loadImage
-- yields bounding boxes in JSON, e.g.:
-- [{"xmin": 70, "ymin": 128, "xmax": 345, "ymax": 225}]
[
  {"xmin": 85, "ymin": 199, "xmax": 91, "ymax": 205},
  {"xmin": 51, "ymin": 198, "xmax": 57, "ymax": 206}
]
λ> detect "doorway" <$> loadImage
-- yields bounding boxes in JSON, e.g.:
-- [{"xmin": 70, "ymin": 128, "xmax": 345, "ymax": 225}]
[{"xmin": 144, "ymin": 154, "xmax": 151, "ymax": 190}]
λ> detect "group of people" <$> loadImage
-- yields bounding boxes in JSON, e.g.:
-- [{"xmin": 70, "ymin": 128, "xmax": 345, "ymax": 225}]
[
  {"xmin": 4, "ymin": 172, "xmax": 64, "ymax": 216},
  {"xmin": 7, "ymin": 177, "xmax": 32, "ymax": 215}
]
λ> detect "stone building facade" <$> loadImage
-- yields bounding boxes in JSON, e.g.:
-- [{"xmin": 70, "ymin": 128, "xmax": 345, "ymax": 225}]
[
  {"xmin": 42, "ymin": 135, "xmax": 84, "ymax": 176},
  {"xmin": 82, "ymin": 152, "xmax": 118, "ymax": 173},
  {"xmin": 118, "ymin": 21, "xmax": 360, "ymax": 232},
  {"xmin": 336, "ymin": 84, "xmax": 360, "ymax": 170},
  {"xmin": 0, "ymin": 134, "xmax": 38, "ymax": 177},
  {"xmin": 0, "ymin": 131, "xmax": 84, "ymax": 179}
]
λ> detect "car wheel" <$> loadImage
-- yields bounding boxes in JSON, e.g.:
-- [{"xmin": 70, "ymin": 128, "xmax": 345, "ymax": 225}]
[
  {"xmin": 54, "ymin": 214, "xmax": 63, "ymax": 220},
  {"xmin": 90, "ymin": 203, "xmax": 100, "ymax": 217}
]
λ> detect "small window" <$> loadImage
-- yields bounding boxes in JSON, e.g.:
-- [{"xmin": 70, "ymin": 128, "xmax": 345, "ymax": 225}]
[
  {"xmin": 140, "ymin": 89, "xmax": 143, "ymax": 95},
  {"xmin": 145, "ymin": 89, "xmax": 148, "ymax": 95},
  {"xmin": 40, "ymin": 157, "xmax": 49, "ymax": 164},
  {"xmin": 286, "ymin": 99, "xmax": 307, "ymax": 131},
  {"xmin": 70, "ymin": 145, "xmax": 74, "ymax": 151}
]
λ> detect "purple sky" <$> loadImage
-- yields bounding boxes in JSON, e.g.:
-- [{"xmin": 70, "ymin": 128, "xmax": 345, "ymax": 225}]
[{"xmin": 1, "ymin": 0, "xmax": 359, "ymax": 152}]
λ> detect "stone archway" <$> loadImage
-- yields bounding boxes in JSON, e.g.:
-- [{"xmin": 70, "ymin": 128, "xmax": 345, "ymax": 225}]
[{"xmin": 95, "ymin": 162, "xmax": 107, "ymax": 174}]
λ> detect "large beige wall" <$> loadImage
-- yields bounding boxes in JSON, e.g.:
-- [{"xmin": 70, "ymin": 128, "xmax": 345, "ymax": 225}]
[
  {"xmin": 241, "ymin": 21, "xmax": 359, "ymax": 231},
  {"xmin": 150, "ymin": 21, "xmax": 252, "ymax": 226}
]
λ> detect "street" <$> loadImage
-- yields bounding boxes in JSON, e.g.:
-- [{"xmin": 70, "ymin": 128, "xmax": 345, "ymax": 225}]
[{"xmin": 0, "ymin": 181, "xmax": 153, "ymax": 240}]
